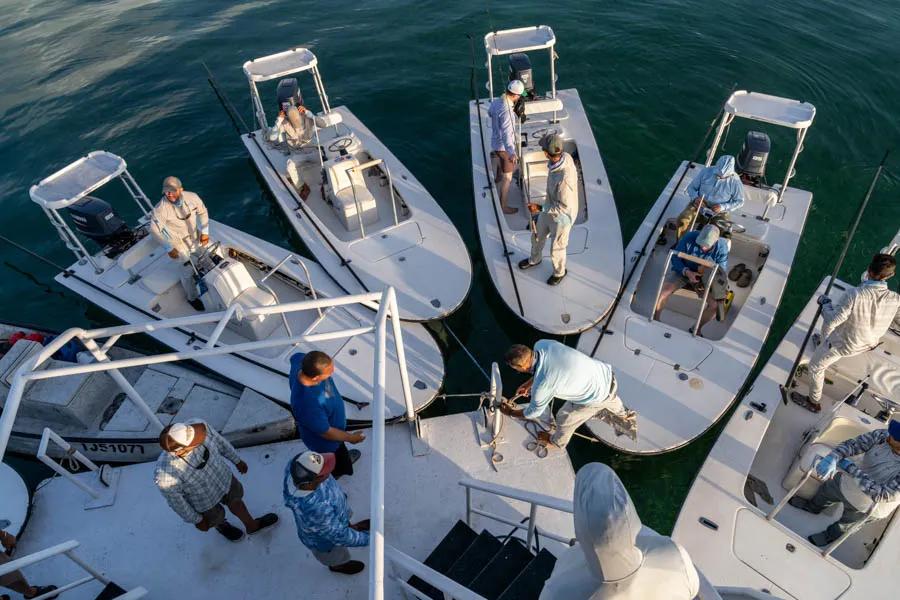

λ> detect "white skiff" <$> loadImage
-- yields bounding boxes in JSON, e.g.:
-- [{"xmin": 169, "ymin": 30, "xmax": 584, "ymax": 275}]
[{"xmin": 578, "ymin": 91, "xmax": 816, "ymax": 454}]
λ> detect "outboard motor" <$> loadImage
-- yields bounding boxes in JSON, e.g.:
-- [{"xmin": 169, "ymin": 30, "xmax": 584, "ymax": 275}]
[
  {"xmin": 507, "ymin": 53, "xmax": 535, "ymax": 98},
  {"xmin": 275, "ymin": 78, "xmax": 302, "ymax": 113},
  {"xmin": 66, "ymin": 196, "xmax": 137, "ymax": 258},
  {"xmin": 736, "ymin": 131, "xmax": 770, "ymax": 185}
]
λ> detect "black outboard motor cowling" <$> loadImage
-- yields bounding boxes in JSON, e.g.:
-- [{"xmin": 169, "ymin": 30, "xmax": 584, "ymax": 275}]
[
  {"xmin": 736, "ymin": 131, "xmax": 771, "ymax": 184},
  {"xmin": 67, "ymin": 196, "xmax": 137, "ymax": 258},
  {"xmin": 508, "ymin": 53, "xmax": 535, "ymax": 98},
  {"xmin": 276, "ymin": 78, "xmax": 302, "ymax": 113}
]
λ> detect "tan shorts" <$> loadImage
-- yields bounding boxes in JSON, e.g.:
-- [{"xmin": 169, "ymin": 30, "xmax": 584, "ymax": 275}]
[{"xmin": 200, "ymin": 476, "xmax": 244, "ymax": 528}]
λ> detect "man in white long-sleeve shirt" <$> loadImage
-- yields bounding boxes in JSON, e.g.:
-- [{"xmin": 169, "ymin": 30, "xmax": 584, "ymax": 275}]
[
  {"xmin": 488, "ymin": 79, "xmax": 524, "ymax": 215},
  {"xmin": 794, "ymin": 253, "xmax": 900, "ymax": 412},
  {"xmin": 149, "ymin": 176, "xmax": 211, "ymax": 311}
]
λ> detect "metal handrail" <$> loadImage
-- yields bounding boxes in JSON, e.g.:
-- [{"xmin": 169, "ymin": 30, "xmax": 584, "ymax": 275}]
[
  {"xmin": 37, "ymin": 428, "xmax": 106, "ymax": 500},
  {"xmin": 385, "ymin": 544, "xmax": 487, "ymax": 600},
  {"xmin": 0, "ymin": 539, "xmax": 147, "ymax": 599},
  {"xmin": 459, "ymin": 477, "xmax": 575, "ymax": 550},
  {"xmin": 348, "ymin": 158, "xmax": 400, "ymax": 238},
  {"xmin": 651, "ymin": 250, "xmax": 720, "ymax": 337}
]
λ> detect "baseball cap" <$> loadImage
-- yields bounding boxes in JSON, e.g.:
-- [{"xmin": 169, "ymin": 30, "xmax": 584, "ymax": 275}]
[
  {"xmin": 290, "ymin": 451, "xmax": 337, "ymax": 487},
  {"xmin": 889, "ymin": 419, "xmax": 900, "ymax": 441},
  {"xmin": 539, "ymin": 133, "xmax": 564, "ymax": 155},
  {"xmin": 161, "ymin": 421, "xmax": 207, "ymax": 451},
  {"xmin": 162, "ymin": 176, "xmax": 183, "ymax": 194},
  {"xmin": 696, "ymin": 224, "xmax": 720, "ymax": 248},
  {"xmin": 507, "ymin": 79, "xmax": 525, "ymax": 95}
]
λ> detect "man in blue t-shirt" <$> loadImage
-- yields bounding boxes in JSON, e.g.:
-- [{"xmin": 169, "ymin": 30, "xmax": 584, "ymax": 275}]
[{"xmin": 289, "ymin": 351, "xmax": 365, "ymax": 478}]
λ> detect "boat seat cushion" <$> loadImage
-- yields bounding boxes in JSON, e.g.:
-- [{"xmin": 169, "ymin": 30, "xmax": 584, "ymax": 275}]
[
  {"xmin": 523, "ymin": 150, "xmax": 549, "ymax": 205},
  {"xmin": 326, "ymin": 158, "xmax": 378, "ymax": 232},
  {"xmin": 140, "ymin": 257, "xmax": 184, "ymax": 295}
]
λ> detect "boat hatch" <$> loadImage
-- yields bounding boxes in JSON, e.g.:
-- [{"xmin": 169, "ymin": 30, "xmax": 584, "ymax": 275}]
[
  {"xmin": 624, "ymin": 316, "xmax": 712, "ymax": 370},
  {"xmin": 351, "ymin": 221, "xmax": 423, "ymax": 262},
  {"xmin": 511, "ymin": 224, "xmax": 588, "ymax": 257},
  {"xmin": 733, "ymin": 508, "xmax": 851, "ymax": 600}
]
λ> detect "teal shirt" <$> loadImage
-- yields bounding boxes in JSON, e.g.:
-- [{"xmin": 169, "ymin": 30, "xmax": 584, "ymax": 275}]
[{"xmin": 523, "ymin": 340, "xmax": 614, "ymax": 420}]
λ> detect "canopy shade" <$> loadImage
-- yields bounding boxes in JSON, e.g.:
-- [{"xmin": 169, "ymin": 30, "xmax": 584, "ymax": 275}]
[
  {"xmin": 484, "ymin": 25, "xmax": 556, "ymax": 56},
  {"xmin": 725, "ymin": 91, "xmax": 816, "ymax": 129},
  {"xmin": 243, "ymin": 48, "xmax": 318, "ymax": 83},
  {"xmin": 30, "ymin": 151, "xmax": 127, "ymax": 209}
]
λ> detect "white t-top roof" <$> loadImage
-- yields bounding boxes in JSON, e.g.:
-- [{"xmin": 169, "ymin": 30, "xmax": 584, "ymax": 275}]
[
  {"xmin": 485, "ymin": 25, "xmax": 556, "ymax": 56},
  {"xmin": 725, "ymin": 91, "xmax": 816, "ymax": 129},
  {"xmin": 30, "ymin": 151, "xmax": 126, "ymax": 209},
  {"xmin": 243, "ymin": 48, "xmax": 318, "ymax": 83}
]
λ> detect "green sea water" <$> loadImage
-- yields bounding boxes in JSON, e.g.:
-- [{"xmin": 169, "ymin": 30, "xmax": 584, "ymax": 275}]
[{"xmin": 1, "ymin": 0, "xmax": 899, "ymax": 534}]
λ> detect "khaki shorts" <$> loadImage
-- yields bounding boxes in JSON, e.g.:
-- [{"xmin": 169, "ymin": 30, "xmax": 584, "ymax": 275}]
[
  {"xmin": 200, "ymin": 476, "xmax": 244, "ymax": 528},
  {"xmin": 491, "ymin": 150, "xmax": 517, "ymax": 175}
]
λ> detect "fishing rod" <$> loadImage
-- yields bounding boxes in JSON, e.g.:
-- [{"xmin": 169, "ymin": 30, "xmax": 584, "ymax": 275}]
[
  {"xmin": 200, "ymin": 61, "xmax": 371, "ymax": 296},
  {"xmin": 467, "ymin": 33, "xmax": 526, "ymax": 317},
  {"xmin": 780, "ymin": 149, "xmax": 891, "ymax": 403},
  {"xmin": 0, "ymin": 233, "xmax": 73, "ymax": 276},
  {"xmin": 589, "ymin": 83, "xmax": 738, "ymax": 357}
]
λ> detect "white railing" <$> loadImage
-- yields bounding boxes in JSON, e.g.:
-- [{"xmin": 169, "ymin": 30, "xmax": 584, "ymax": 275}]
[
  {"xmin": 385, "ymin": 544, "xmax": 487, "ymax": 600},
  {"xmin": 36, "ymin": 427, "xmax": 115, "ymax": 502},
  {"xmin": 459, "ymin": 478, "xmax": 576, "ymax": 551},
  {"xmin": 0, "ymin": 540, "xmax": 147, "ymax": 599},
  {"xmin": 0, "ymin": 290, "xmax": 415, "ymax": 459}
]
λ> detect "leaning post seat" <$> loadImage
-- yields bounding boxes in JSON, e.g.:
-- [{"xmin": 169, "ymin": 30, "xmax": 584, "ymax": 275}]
[
  {"xmin": 324, "ymin": 157, "xmax": 378, "ymax": 232},
  {"xmin": 201, "ymin": 259, "xmax": 280, "ymax": 341}
]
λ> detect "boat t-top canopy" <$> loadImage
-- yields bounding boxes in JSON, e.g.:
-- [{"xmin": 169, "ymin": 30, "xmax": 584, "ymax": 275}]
[
  {"xmin": 484, "ymin": 25, "xmax": 555, "ymax": 56},
  {"xmin": 724, "ymin": 90, "xmax": 816, "ymax": 129},
  {"xmin": 243, "ymin": 47, "xmax": 332, "ymax": 132},
  {"xmin": 30, "ymin": 151, "xmax": 127, "ymax": 210},
  {"xmin": 242, "ymin": 47, "xmax": 318, "ymax": 83},
  {"xmin": 483, "ymin": 25, "xmax": 558, "ymax": 100},
  {"xmin": 706, "ymin": 90, "xmax": 817, "ymax": 208}
]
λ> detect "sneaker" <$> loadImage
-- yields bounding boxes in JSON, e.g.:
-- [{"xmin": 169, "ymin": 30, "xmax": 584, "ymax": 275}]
[
  {"xmin": 216, "ymin": 522, "xmax": 245, "ymax": 542},
  {"xmin": 547, "ymin": 271, "xmax": 567, "ymax": 286},
  {"xmin": 329, "ymin": 560, "xmax": 365, "ymax": 575},
  {"xmin": 518, "ymin": 259, "xmax": 540, "ymax": 270},
  {"xmin": 188, "ymin": 298, "xmax": 205, "ymax": 311},
  {"xmin": 24, "ymin": 587, "xmax": 58, "ymax": 600},
  {"xmin": 349, "ymin": 449, "xmax": 361, "ymax": 464},
  {"xmin": 790, "ymin": 391, "xmax": 822, "ymax": 413},
  {"xmin": 788, "ymin": 496, "xmax": 822, "ymax": 515},
  {"xmin": 249, "ymin": 513, "xmax": 279, "ymax": 535},
  {"xmin": 808, "ymin": 531, "xmax": 833, "ymax": 547}
]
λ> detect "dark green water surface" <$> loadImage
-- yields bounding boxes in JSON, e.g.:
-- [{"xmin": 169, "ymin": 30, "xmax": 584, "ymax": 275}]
[{"xmin": 1, "ymin": 0, "xmax": 899, "ymax": 533}]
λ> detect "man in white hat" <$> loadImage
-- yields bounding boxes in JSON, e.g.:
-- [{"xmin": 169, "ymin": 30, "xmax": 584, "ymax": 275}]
[
  {"xmin": 148, "ymin": 176, "xmax": 211, "ymax": 311},
  {"xmin": 154, "ymin": 420, "xmax": 278, "ymax": 542},
  {"xmin": 283, "ymin": 451, "xmax": 370, "ymax": 574},
  {"xmin": 488, "ymin": 79, "xmax": 525, "ymax": 214},
  {"xmin": 518, "ymin": 133, "xmax": 579, "ymax": 286}
]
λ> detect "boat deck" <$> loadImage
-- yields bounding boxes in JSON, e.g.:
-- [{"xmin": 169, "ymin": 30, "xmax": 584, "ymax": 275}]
[{"xmin": 16, "ymin": 411, "xmax": 576, "ymax": 598}]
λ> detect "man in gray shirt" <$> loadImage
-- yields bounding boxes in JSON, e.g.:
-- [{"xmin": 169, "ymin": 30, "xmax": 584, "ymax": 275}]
[
  {"xmin": 794, "ymin": 253, "xmax": 900, "ymax": 412},
  {"xmin": 791, "ymin": 419, "xmax": 900, "ymax": 546}
]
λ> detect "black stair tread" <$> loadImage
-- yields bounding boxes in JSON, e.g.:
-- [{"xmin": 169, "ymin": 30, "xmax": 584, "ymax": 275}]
[
  {"xmin": 497, "ymin": 548, "xmax": 558, "ymax": 600},
  {"xmin": 469, "ymin": 538, "xmax": 536, "ymax": 599},
  {"xmin": 408, "ymin": 520, "xmax": 479, "ymax": 600},
  {"xmin": 93, "ymin": 582, "xmax": 127, "ymax": 600},
  {"xmin": 444, "ymin": 530, "xmax": 504, "ymax": 587}
]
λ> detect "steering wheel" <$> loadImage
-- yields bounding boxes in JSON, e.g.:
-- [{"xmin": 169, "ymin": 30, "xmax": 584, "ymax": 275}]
[
  {"xmin": 872, "ymin": 392, "xmax": 900, "ymax": 416},
  {"xmin": 531, "ymin": 127, "xmax": 561, "ymax": 140},
  {"xmin": 328, "ymin": 137, "xmax": 354, "ymax": 152},
  {"xmin": 713, "ymin": 218, "xmax": 746, "ymax": 235}
]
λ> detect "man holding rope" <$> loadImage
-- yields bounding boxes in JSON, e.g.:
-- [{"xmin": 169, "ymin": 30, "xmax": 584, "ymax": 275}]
[{"xmin": 500, "ymin": 340, "xmax": 637, "ymax": 450}]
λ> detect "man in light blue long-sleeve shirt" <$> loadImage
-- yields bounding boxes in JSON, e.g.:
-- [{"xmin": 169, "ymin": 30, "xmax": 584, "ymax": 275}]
[
  {"xmin": 487, "ymin": 79, "xmax": 524, "ymax": 214},
  {"xmin": 284, "ymin": 451, "xmax": 370, "ymax": 575},
  {"xmin": 500, "ymin": 340, "xmax": 636, "ymax": 448},
  {"xmin": 674, "ymin": 155, "xmax": 745, "ymax": 238}
]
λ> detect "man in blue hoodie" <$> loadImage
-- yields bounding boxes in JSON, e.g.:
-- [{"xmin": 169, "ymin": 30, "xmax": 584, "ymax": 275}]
[
  {"xmin": 654, "ymin": 224, "xmax": 730, "ymax": 336},
  {"xmin": 673, "ymin": 155, "xmax": 745, "ymax": 239},
  {"xmin": 283, "ymin": 451, "xmax": 370, "ymax": 574}
]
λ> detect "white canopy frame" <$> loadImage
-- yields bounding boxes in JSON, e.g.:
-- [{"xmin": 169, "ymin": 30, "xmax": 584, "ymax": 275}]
[
  {"xmin": 483, "ymin": 25, "xmax": 557, "ymax": 101},
  {"xmin": 30, "ymin": 151, "xmax": 156, "ymax": 274},
  {"xmin": 243, "ymin": 47, "xmax": 333, "ymax": 133},
  {"xmin": 705, "ymin": 90, "xmax": 816, "ymax": 215}
]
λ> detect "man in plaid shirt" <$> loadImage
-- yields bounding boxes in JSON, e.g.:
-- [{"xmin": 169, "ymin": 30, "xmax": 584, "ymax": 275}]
[
  {"xmin": 793, "ymin": 253, "xmax": 900, "ymax": 412},
  {"xmin": 791, "ymin": 420, "xmax": 900, "ymax": 546},
  {"xmin": 154, "ymin": 420, "xmax": 278, "ymax": 541}
]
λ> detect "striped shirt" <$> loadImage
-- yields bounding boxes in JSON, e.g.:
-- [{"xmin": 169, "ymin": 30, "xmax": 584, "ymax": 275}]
[
  {"xmin": 832, "ymin": 429, "xmax": 900, "ymax": 517},
  {"xmin": 822, "ymin": 280, "xmax": 900, "ymax": 354},
  {"xmin": 154, "ymin": 421, "xmax": 242, "ymax": 524}
]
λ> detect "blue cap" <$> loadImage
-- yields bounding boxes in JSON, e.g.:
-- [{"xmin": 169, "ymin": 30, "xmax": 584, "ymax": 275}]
[{"xmin": 889, "ymin": 419, "xmax": 900, "ymax": 441}]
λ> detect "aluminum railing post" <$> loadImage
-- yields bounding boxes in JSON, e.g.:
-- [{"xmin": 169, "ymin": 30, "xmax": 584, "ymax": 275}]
[
  {"xmin": 387, "ymin": 287, "xmax": 415, "ymax": 422},
  {"xmin": 776, "ymin": 127, "xmax": 807, "ymax": 205},
  {"xmin": 767, "ymin": 468, "xmax": 816, "ymax": 521},
  {"xmin": 526, "ymin": 503, "xmax": 538, "ymax": 550},
  {"xmin": 822, "ymin": 504, "xmax": 877, "ymax": 557},
  {"xmin": 465, "ymin": 486, "xmax": 472, "ymax": 527},
  {"xmin": 650, "ymin": 251, "xmax": 674, "ymax": 323},
  {"xmin": 693, "ymin": 264, "xmax": 719, "ymax": 337},
  {"xmin": 0, "ymin": 375, "xmax": 28, "ymax": 458},
  {"xmin": 369, "ymin": 295, "xmax": 388, "ymax": 600},
  {"xmin": 82, "ymin": 338, "xmax": 164, "ymax": 430},
  {"xmin": 63, "ymin": 549, "xmax": 111, "ymax": 585}
]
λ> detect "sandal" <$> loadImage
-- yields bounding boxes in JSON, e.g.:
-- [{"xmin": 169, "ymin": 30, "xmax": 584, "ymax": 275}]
[
  {"xmin": 24, "ymin": 586, "xmax": 58, "ymax": 600},
  {"xmin": 790, "ymin": 391, "xmax": 821, "ymax": 413},
  {"xmin": 728, "ymin": 263, "xmax": 746, "ymax": 281},
  {"xmin": 249, "ymin": 513, "xmax": 279, "ymax": 535},
  {"xmin": 736, "ymin": 268, "xmax": 753, "ymax": 288}
]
